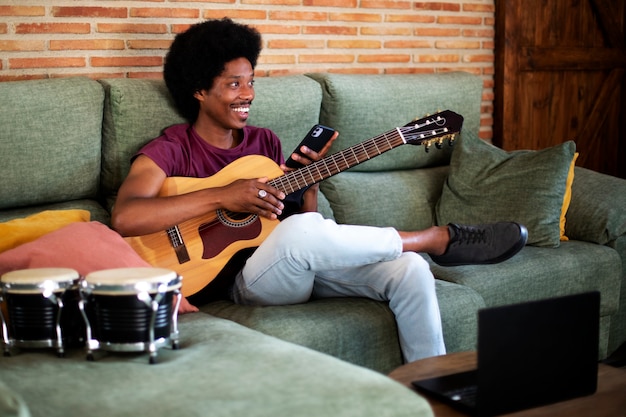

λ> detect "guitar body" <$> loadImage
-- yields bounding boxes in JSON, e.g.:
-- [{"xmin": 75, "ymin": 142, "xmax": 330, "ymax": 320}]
[{"xmin": 125, "ymin": 155, "xmax": 285, "ymax": 297}]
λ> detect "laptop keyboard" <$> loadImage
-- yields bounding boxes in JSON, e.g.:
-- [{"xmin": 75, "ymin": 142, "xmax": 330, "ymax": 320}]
[{"xmin": 444, "ymin": 384, "xmax": 478, "ymax": 407}]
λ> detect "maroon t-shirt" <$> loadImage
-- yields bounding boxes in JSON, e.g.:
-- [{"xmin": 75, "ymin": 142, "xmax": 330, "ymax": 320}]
[{"xmin": 136, "ymin": 123, "xmax": 285, "ymax": 177}]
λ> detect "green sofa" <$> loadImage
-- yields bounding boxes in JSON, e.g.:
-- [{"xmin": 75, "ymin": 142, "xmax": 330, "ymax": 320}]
[{"xmin": 1, "ymin": 73, "xmax": 625, "ymax": 417}]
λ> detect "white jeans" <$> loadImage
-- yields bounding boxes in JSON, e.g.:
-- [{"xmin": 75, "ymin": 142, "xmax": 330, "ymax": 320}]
[{"xmin": 232, "ymin": 212, "xmax": 446, "ymax": 362}]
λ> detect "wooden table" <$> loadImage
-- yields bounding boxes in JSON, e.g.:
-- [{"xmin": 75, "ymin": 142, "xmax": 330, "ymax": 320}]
[{"xmin": 388, "ymin": 351, "xmax": 626, "ymax": 417}]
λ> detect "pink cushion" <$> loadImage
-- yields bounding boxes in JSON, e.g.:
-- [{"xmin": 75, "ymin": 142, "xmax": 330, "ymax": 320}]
[{"xmin": 0, "ymin": 222, "xmax": 149, "ymax": 276}]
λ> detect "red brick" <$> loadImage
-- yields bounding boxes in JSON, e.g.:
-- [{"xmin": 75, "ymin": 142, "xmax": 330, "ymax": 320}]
[
  {"xmin": 49, "ymin": 39, "xmax": 125, "ymax": 51},
  {"xmin": 463, "ymin": 54, "xmax": 494, "ymax": 63},
  {"xmin": 203, "ymin": 9, "xmax": 267, "ymax": 20},
  {"xmin": 91, "ymin": 56, "xmax": 163, "ymax": 67},
  {"xmin": 327, "ymin": 40, "xmax": 381, "ymax": 49},
  {"xmin": 10, "ymin": 57, "xmax": 86, "ymax": 69},
  {"xmin": 416, "ymin": 54, "xmax": 460, "ymax": 63},
  {"xmin": 0, "ymin": 74, "xmax": 48, "ymax": 82},
  {"xmin": 0, "ymin": 40, "xmax": 45, "ymax": 52},
  {"xmin": 16, "ymin": 23, "xmax": 91, "ymax": 34},
  {"xmin": 361, "ymin": 0, "xmax": 411, "ymax": 9},
  {"xmin": 127, "ymin": 40, "xmax": 173, "ymax": 50},
  {"xmin": 267, "ymin": 39, "xmax": 325, "ymax": 49},
  {"xmin": 97, "ymin": 23, "xmax": 167, "ymax": 34},
  {"xmin": 385, "ymin": 40, "xmax": 431, "ymax": 49},
  {"xmin": 386, "ymin": 14, "xmax": 435, "ymax": 23},
  {"xmin": 242, "ymin": 0, "xmax": 299, "ymax": 4},
  {"xmin": 129, "ymin": 71, "xmax": 164, "ymax": 79},
  {"xmin": 299, "ymin": 54, "xmax": 355, "ymax": 63},
  {"xmin": 52, "ymin": 6, "xmax": 127, "ymax": 18},
  {"xmin": 304, "ymin": 0, "xmax": 357, "ymax": 6},
  {"xmin": 254, "ymin": 25, "xmax": 301, "ymax": 35},
  {"xmin": 172, "ymin": 24, "xmax": 193, "ymax": 34},
  {"xmin": 463, "ymin": 29, "xmax": 495, "ymax": 38},
  {"xmin": 130, "ymin": 8, "xmax": 200, "ymax": 18},
  {"xmin": 435, "ymin": 40, "xmax": 481, "ymax": 49},
  {"xmin": 0, "ymin": 6, "xmax": 44, "ymax": 17},
  {"xmin": 414, "ymin": 2, "xmax": 460, "ymax": 11},
  {"xmin": 303, "ymin": 26, "xmax": 357, "ymax": 36},
  {"xmin": 269, "ymin": 11, "xmax": 327, "ymax": 21},
  {"xmin": 357, "ymin": 54, "xmax": 410, "ymax": 63},
  {"xmin": 437, "ymin": 16, "xmax": 482, "ymax": 25},
  {"xmin": 361, "ymin": 27, "xmax": 411, "ymax": 36},
  {"xmin": 386, "ymin": 67, "xmax": 436, "ymax": 74},
  {"xmin": 259, "ymin": 55, "xmax": 297, "ymax": 64},
  {"xmin": 329, "ymin": 13, "xmax": 381, "ymax": 23},
  {"xmin": 464, "ymin": 3, "xmax": 495, "ymax": 13},
  {"xmin": 414, "ymin": 28, "xmax": 460, "ymax": 37}
]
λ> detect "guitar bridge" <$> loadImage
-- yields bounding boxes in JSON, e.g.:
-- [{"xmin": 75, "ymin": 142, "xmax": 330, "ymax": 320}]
[{"xmin": 167, "ymin": 226, "xmax": 190, "ymax": 264}]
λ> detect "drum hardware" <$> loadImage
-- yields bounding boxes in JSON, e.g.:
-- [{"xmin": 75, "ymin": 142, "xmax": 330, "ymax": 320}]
[{"xmin": 0, "ymin": 268, "xmax": 81, "ymax": 357}]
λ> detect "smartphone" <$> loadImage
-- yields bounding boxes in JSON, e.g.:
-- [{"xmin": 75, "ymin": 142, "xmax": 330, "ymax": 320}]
[{"xmin": 285, "ymin": 124, "xmax": 336, "ymax": 168}]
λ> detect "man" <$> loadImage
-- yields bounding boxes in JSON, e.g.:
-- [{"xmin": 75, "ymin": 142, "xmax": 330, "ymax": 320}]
[{"xmin": 112, "ymin": 18, "xmax": 527, "ymax": 362}]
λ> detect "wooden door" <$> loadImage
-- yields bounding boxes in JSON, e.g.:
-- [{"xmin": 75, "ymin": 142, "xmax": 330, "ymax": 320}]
[{"xmin": 494, "ymin": 0, "xmax": 626, "ymax": 179}]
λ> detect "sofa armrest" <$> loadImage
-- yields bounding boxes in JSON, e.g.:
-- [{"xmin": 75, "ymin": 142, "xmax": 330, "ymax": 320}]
[{"xmin": 565, "ymin": 167, "xmax": 626, "ymax": 245}]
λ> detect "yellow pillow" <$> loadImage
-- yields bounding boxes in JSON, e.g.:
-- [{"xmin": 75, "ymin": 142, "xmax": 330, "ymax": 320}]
[
  {"xmin": 0, "ymin": 209, "xmax": 91, "ymax": 253},
  {"xmin": 560, "ymin": 152, "xmax": 579, "ymax": 241}
]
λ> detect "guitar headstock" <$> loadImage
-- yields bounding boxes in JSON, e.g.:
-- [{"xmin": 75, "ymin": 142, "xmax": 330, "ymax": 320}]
[{"xmin": 400, "ymin": 110, "xmax": 464, "ymax": 152}]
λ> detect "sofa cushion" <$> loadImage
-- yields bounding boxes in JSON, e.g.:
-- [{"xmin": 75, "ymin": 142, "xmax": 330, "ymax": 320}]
[
  {"xmin": 99, "ymin": 76, "xmax": 322, "ymax": 211},
  {"xmin": 321, "ymin": 165, "xmax": 448, "ymax": 231},
  {"xmin": 0, "ymin": 200, "xmax": 111, "ymax": 227},
  {"xmin": 307, "ymin": 72, "xmax": 483, "ymax": 172},
  {"xmin": 436, "ymin": 134, "xmax": 576, "ymax": 247},
  {"xmin": 566, "ymin": 167, "xmax": 626, "ymax": 245},
  {"xmin": 0, "ymin": 313, "xmax": 434, "ymax": 417},
  {"xmin": 0, "ymin": 221, "xmax": 149, "ymax": 276},
  {"xmin": 202, "ymin": 297, "xmax": 403, "ymax": 374},
  {"xmin": 0, "ymin": 209, "xmax": 90, "ymax": 253},
  {"xmin": 0, "ymin": 77, "xmax": 104, "ymax": 211}
]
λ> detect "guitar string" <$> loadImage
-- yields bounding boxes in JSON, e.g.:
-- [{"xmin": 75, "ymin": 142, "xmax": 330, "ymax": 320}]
[{"xmin": 270, "ymin": 124, "xmax": 451, "ymax": 194}]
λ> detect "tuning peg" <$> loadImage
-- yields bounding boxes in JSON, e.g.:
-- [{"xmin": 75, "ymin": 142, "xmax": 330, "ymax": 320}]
[
  {"xmin": 424, "ymin": 141, "xmax": 431, "ymax": 153},
  {"xmin": 448, "ymin": 134, "xmax": 457, "ymax": 146}
]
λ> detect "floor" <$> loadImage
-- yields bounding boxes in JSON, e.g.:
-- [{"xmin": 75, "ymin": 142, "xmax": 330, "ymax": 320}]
[{"xmin": 603, "ymin": 342, "xmax": 626, "ymax": 368}]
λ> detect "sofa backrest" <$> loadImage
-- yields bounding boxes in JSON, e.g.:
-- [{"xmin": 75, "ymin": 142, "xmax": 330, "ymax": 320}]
[
  {"xmin": 307, "ymin": 72, "xmax": 483, "ymax": 172},
  {"xmin": 305, "ymin": 72, "xmax": 483, "ymax": 231},
  {"xmin": 99, "ymin": 76, "xmax": 323, "ymax": 210},
  {"xmin": 0, "ymin": 77, "xmax": 104, "ymax": 211}
]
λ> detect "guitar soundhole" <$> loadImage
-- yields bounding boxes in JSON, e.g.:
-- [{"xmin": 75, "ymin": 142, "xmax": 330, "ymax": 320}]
[{"xmin": 216, "ymin": 209, "xmax": 258, "ymax": 228}]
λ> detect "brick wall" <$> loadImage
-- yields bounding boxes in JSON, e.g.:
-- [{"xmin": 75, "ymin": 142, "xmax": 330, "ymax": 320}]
[{"xmin": 0, "ymin": 0, "xmax": 495, "ymax": 139}]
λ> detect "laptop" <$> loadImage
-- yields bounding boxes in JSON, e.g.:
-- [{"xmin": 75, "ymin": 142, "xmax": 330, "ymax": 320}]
[{"xmin": 411, "ymin": 291, "xmax": 600, "ymax": 416}]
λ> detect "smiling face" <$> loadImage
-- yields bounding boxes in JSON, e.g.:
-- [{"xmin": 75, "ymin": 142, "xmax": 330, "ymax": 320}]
[{"xmin": 193, "ymin": 57, "xmax": 255, "ymax": 141}]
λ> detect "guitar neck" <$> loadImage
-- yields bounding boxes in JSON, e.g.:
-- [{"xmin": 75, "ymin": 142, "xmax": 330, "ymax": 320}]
[{"xmin": 270, "ymin": 127, "xmax": 405, "ymax": 195}]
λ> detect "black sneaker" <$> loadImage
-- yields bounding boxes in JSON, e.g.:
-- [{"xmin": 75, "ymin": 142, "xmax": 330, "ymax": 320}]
[{"xmin": 430, "ymin": 222, "xmax": 528, "ymax": 267}]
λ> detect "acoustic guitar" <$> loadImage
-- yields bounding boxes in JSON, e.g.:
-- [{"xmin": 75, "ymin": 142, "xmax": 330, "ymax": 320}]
[{"xmin": 125, "ymin": 110, "xmax": 464, "ymax": 297}]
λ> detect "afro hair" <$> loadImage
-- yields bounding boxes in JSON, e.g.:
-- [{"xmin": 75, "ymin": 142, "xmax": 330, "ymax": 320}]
[{"xmin": 163, "ymin": 18, "xmax": 262, "ymax": 123}]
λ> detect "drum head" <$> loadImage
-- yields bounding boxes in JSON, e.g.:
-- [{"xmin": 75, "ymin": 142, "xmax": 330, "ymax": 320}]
[
  {"xmin": 85, "ymin": 267, "xmax": 181, "ymax": 294},
  {"xmin": 1, "ymin": 268, "xmax": 79, "ymax": 293}
]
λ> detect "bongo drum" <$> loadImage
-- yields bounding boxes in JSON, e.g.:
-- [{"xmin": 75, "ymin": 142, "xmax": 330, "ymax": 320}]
[
  {"xmin": 0, "ymin": 268, "xmax": 81, "ymax": 357},
  {"xmin": 80, "ymin": 267, "xmax": 182, "ymax": 364}
]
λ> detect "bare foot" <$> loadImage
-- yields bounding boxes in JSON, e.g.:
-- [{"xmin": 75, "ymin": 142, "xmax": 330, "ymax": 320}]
[
  {"xmin": 175, "ymin": 295, "xmax": 199, "ymax": 314},
  {"xmin": 398, "ymin": 225, "xmax": 450, "ymax": 255}
]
